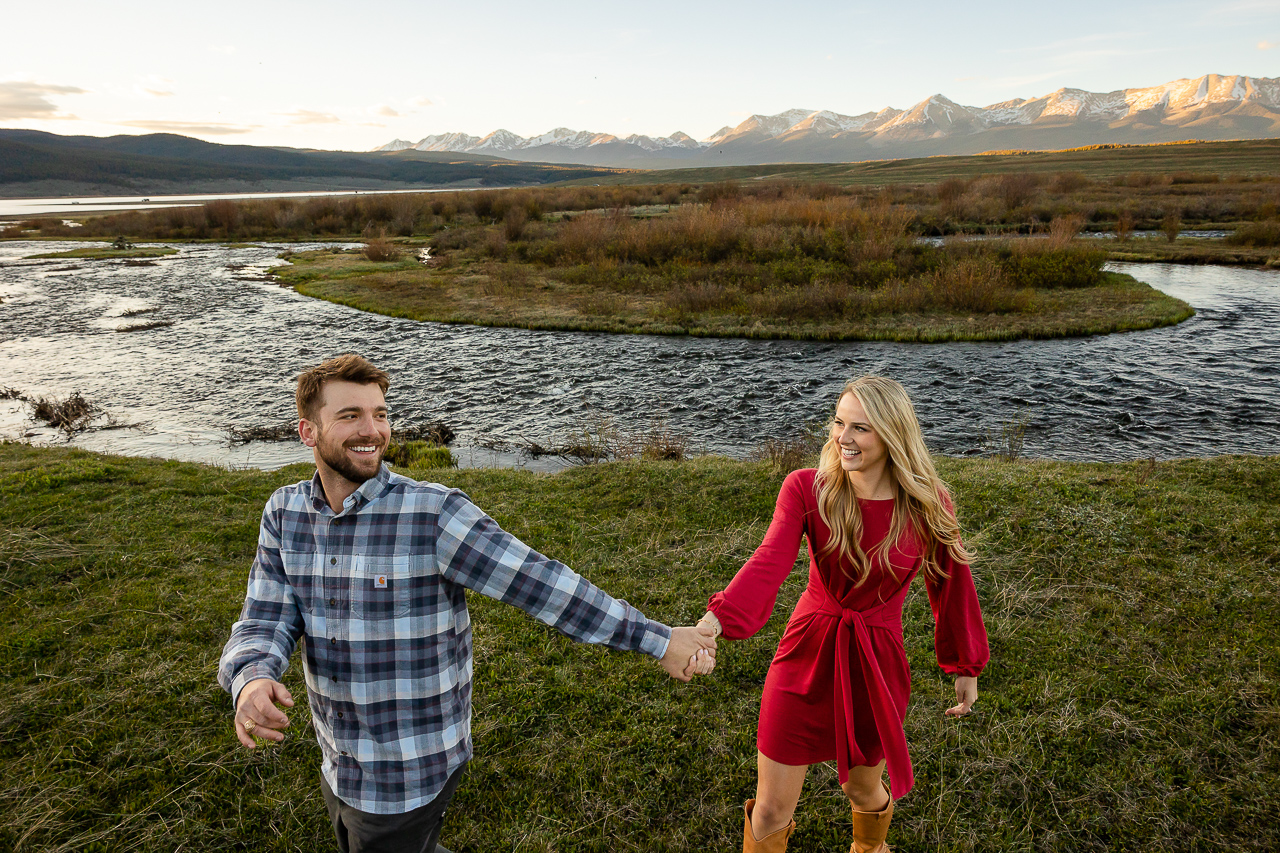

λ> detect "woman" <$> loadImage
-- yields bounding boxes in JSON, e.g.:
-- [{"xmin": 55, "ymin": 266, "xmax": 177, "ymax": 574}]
[{"xmin": 699, "ymin": 376, "xmax": 989, "ymax": 852}]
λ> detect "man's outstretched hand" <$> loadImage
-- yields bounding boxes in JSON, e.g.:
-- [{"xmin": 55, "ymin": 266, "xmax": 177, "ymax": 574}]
[
  {"xmin": 660, "ymin": 623, "xmax": 717, "ymax": 682},
  {"xmin": 235, "ymin": 678, "xmax": 295, "ymax": 748}
]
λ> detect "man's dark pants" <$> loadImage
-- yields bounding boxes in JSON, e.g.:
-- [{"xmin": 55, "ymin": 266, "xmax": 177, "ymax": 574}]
[{"xmin": 320, "ymin": 762, "xmax": 466, "ymax": 853}]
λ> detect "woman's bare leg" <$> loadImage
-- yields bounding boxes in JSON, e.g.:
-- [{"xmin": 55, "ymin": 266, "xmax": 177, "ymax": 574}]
[
  {"xmin": 840, "ymin": 761, "xmax": 890, "ymax": 812},
  {"xmin": 752, "ymin": 752, "xmax": 809, "ymax": 838}
]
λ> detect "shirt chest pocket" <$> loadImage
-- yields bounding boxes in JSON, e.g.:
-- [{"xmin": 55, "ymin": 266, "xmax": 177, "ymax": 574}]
[{"xmin": 351, "ymin": 555, "xmax": 415, "ymax": 620}]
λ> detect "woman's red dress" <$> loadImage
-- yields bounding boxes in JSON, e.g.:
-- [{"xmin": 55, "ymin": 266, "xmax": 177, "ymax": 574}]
[{"xmin": 708, "ymin": 469, "xmax": 989, "ymax": 800}]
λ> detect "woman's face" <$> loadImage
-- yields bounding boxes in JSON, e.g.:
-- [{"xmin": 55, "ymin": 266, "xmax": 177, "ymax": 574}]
[{"xmin": 831, "ymin": 392, "xmax": 889, "ymax": 476}]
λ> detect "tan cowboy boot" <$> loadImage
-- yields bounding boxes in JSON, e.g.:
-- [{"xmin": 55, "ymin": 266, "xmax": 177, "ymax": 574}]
[
  {"xmin": 849, "ymin": 786, "xmax": 893, "ymax": 853},
  {"xmin": 742, "ymin": 798, "xmax": 796, "ymax": 853}
]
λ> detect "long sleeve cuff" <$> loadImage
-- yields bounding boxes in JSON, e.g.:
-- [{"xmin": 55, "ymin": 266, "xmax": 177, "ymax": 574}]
[
  {"xmin": 229, "ymin": 662, "xmax": 282, "ymax": 709},
  {"xmin": 940, "ymin": 661, "xmax": 986, "ymax": 678},
  {"xmin": 639, "ymin": 621, "xmax": 672, "ymax": 659}
]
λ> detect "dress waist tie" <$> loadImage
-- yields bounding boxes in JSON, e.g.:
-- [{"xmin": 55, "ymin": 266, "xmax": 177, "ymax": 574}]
[{"xmin": 809, "ymin": 585, "xmax": 912, "ymax": 800}]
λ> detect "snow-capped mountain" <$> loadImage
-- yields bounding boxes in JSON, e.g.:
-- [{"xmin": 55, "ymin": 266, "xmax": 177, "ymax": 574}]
[{"xmin": 377, "ymin": 74, "xmax": 1280, "ymax": 168}]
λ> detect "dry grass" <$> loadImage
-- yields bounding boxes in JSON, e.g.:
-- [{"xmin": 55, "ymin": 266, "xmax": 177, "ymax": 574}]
[
  {"xmin": 227, "ymin": 422, "xmax": 456, "ymax": 446},
  {"xmin": 749, "ymin": 428, "xmax": 826, "ymax": 475},
  {"xmin": 30, "ymin": 393, "xmax": 97, "ymax": 436},
  {"xmin": 361, "ymin": 234, "xmax": 403, "ymax": 262}
]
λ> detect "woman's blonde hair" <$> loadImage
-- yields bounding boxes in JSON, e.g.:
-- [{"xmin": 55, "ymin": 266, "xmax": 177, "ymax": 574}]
[{"xmin": 815, "ymin": 376, "xmax": 972, "ymax": 585}]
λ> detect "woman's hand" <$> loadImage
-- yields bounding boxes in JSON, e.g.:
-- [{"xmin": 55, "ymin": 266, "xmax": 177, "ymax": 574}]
[
  {"xmin": 681, "ymin": 611, "xmax": 722, "ymax": 677},
  {"xmin": 945, "ymin": 676, "xmax": 978, "ymax": 716},
  {"xmin": 660, "ymin": 625, "xmax": 716, "ymax": 682}
]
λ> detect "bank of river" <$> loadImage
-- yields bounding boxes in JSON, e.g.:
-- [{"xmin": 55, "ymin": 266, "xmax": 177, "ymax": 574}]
[{"xmin": 0, "ymin": 240, "xmax": 1276, "ymax": 468}]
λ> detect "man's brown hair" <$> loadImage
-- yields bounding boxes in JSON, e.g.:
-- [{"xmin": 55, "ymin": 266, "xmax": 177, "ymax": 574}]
[{"xmin": 295, "ymin": 354, "xmax": 390, "ymax": 422}]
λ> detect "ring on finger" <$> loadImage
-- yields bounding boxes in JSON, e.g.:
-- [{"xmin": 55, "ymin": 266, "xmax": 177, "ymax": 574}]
[{"xmin": 243, "ymin": 718, "xmax": 257, "ymax": 734}]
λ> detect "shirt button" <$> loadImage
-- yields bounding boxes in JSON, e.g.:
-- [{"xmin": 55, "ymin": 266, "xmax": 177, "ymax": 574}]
[
  {"xmin": 340, "ymin": 751, "xmax": 348, "ymax": 756},
  {"xmin": 330, "ymin": 557, "xmax": 337, "ymax": 565},
  {"xmin": 329, "ymin": 597, "xmax": 336, "ymax": 606},
  {"xmin": 330, "ymin": 637, "xmax": 337, "ymax": 645},
  {"xmin": 337, "ymin": 712, "xmax": 344, "ymax": 718},
  {"xmin": 332, "ymin": 676, "xmax": 338, "ymax": 683}
]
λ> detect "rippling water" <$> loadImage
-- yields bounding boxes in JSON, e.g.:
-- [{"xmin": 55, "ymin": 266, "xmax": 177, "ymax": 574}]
[{"xmin": 1, "ymin": 240, "xmax": 1277, "ymax": 469}]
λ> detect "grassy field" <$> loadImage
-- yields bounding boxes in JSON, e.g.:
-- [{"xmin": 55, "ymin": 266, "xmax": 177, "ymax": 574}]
[
  {"xmin": 568, "ymin": 139, "xmax": 1280, "ymax": 187},
  {"xmin": 1, "ymin": 443, "xmax": 1276, "ymax": 852}
]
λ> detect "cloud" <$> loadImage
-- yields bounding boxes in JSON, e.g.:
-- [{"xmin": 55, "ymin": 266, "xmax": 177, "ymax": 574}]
[
  {"xmin": 135, "ymin": 76, "xmax": 176, "ymax": 98},
  {"xmin": 117, "ymin": 120, "xmax": 256, "ymax": 135},
  {"xmin": 375, "ymin": 105, "xmax": 400, "ymax": 117},
  {"xmin": 411, "ymin": 96, "xmax": 434, "ymax": 108},
  {"xmin": 280, "ymin": 109, "xmax": 342, "ymax": 125},
  {"xmin": 0, "ymin": 81, "xmax": 87, "ymax": 120},
  {"xmin": 1260, "ymin": 40, "xmax": 1278, "ymax": 50}
]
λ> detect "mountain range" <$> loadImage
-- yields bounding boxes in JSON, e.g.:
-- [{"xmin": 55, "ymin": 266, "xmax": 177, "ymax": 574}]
[
  {"xmin": 377, "ymin": 74, "xmax": 1280, "ymax": 168},
  {"xmin": 0, "ymin": 130, "xmax": 618, "ymax": 198}
]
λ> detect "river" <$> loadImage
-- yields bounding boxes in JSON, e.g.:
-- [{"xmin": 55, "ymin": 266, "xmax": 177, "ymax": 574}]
[{"xmin": 1, "ymin": 240, "xmax": 1277, "ymax": 470}]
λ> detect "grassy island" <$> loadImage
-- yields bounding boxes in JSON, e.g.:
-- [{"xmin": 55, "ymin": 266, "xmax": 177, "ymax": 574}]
[
  {"xmin": 0, "ymin": 443, "xmax": 1276, "ymax": 852},
  {"xmin": 277, "ymin": 248, "xmax": 1189, "ymax": 342},
  {"xmin": 25, "ymin": 245, "xmax": 179, "ymax": 260},
  {"xmin": 264, "ymin": 187, "xmax": 1191, "ymax": 342}
]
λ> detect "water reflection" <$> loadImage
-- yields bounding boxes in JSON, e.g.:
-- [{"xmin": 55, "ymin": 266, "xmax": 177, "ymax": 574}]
[{"xmin": 1, "ymin": 240, "xmax": 1277, "ymax": 469}]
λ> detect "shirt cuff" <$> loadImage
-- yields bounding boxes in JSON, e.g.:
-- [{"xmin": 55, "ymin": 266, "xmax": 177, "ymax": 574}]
[
  {"xmin": 230, "ymin": 663, "xmax": 280, "ymax": 708},
  {"xmin": 639, "ymin": 621, "xmax": 672, "ymax": 659}
]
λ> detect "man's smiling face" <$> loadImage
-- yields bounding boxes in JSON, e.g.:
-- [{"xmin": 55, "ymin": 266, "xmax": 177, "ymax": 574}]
[{"xmin": 300, "ymin": 380, "xmax": 391, "ymax": 487}]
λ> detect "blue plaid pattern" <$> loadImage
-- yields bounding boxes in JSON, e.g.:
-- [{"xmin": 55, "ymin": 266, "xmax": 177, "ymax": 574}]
[{"xmin": 218, "ymin": 464, "xmax": 671, "ymax": 814}]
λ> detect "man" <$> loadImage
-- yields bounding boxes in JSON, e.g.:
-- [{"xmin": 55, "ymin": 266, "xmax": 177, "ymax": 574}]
[{"xmin": 218, "ymin": 354, "xmax": 715, "ymax": 853}]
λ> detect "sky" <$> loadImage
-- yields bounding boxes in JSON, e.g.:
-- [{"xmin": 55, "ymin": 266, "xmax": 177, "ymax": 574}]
[{"xmin": 3, "ymin": 0, "xmax": 1279, "ymax": 152}]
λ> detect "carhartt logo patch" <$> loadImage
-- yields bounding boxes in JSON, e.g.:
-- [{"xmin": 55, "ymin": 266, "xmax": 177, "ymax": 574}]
[{"xmin": 374, "ymin": 574, "xmax": 388, "ymax": 589}]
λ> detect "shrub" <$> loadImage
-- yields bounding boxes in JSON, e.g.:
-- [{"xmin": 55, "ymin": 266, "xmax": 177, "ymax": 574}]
[
  {"xmin": 362, "ymin": 235, "xmax": 402, "ymax": 262},
  {"xmin": 503, "ymin": 206, "xmax": 528, "ymax": 241},
  {"xmin": 1115, "ymin": 210, "xmax": 1135, "ymax": 241},
  {"xmin": 1162, "ymin": 213, "xmax": 1182, "ymax": 243},
  {"xmin": 994, "ymin": 173, "xmax": 1040, "ymax": 212},
  {"xmin": 1046, "ymin": 214, "xmax": 1085, "ymax": 247},
  {"xmin": 204, "ymin": 199, "xmax": 241, "ymax": 233},
  {"xmin": 926, "ymin": 258, "xmax": 1027, "ymax": 314},
  {"xmin": 1049, "ymin": 172, "xmax": 1091, "ymax": 193},
  {"xmin": 996, "ymin": 243, "xmax": 1105, "ymax": 289},
  {"xmin": 1225, "ymin": 220, "xmax": 1280, "ymax": 247}
]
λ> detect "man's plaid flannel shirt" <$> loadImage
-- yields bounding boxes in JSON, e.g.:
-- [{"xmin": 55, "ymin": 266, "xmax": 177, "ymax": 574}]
[{"xmin": 218, "ymin": 464, "xmax": 671, "ymax": 814}]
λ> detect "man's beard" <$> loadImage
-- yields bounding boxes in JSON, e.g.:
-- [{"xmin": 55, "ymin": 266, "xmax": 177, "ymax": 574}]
[{"xmin": 317, "ymin": 436, "xmax": 385, "ymax": 485}]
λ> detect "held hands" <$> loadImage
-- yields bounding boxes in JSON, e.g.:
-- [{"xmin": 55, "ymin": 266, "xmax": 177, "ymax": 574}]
[
  {"xmin": 235, "ymin": 678, "xmax": 295, "ymax": 748},
  {"xmin": 945, "ymin": 675, "xmax": 978, "ymax": 717},
  {"xmin": 659, "ymin": 623, "xmax": 717, "ymax": 682}
]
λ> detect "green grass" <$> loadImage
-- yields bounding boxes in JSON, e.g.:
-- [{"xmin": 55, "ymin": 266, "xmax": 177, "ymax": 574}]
[
  {"xmin": 1106, "ymin": 237, "xmax": 1280, "ymax": 268},
  {"xmin": 1, "ymin": 444, "xmax": 1276, "ymax": 852},
  {"xmin": 24, "ymin": 246, "xmax": 179, "ymax": 260}
]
